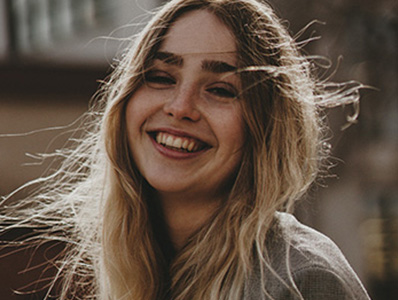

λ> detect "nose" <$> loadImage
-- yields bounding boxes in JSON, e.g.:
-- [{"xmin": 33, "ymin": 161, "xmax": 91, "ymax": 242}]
[{"xmin": 163, "ymin": 86, "xmax": 201, "ymax": 122}]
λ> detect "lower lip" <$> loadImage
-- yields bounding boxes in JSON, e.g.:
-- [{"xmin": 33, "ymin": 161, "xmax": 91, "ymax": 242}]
[{"xmin": 149, "ymin": 135, "xmax": 207, "ymax": 159}]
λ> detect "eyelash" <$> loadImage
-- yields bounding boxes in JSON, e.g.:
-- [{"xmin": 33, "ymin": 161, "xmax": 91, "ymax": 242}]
[
  {"xmin": 144, "ymin": 71, "xmax": 176, "ymax": 87},
  {"xmin": 143, "ymin": 70, "xmax": 238, "ymax": 99},
  {"xmin": 206, "ymin": 85, "xmax": 237, "ymax": 99}
]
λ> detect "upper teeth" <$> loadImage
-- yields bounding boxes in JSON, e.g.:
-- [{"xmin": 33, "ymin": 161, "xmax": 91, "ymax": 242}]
[{"xmin": 155, "ymin": 132, "xmax": 201, "ymax": 152}]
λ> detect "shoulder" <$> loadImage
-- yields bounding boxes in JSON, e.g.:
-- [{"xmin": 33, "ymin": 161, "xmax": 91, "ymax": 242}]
[
  {"xmin": 274, "ymin": 213, "xmax": 363, "ymax": 277},
  {"xmin": 290, "ymin": 266, "xmax": 366, "ymax": 300},
  {"xmin": 273, "ymin": 212, "xmax": 354, "ymax": 274},
  {"xmin": 243, "ymin": 213, "xmax": 371, "ymax": 300}
]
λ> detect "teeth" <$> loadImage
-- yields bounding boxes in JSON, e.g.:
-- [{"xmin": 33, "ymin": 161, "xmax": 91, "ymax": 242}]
[
  {"xmin": 156, "ymin": 133, "xmax": 162, "ymax": 144},
  {"xmin": 154, "ymin": 132, "xmax": 204, "ymax": 152},
  {"xmin": 166, "ymin": 135, "xmax": 173, "ymax": 146},
  {"xmin": 187, "ymin": 141, "xmax": 195, "ymax": 151},
  {"xmin": 173, "ymin": 137, "xmax": 182, "ymax": 148},
  {"xmin": 182, "ymin": 139, "xmax": 189, "ymax": 149}
]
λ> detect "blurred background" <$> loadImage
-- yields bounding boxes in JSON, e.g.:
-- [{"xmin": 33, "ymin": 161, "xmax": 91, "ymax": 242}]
[{"xmin": 0, "ymin": 0, "xmax": 396, "ymax": 299}]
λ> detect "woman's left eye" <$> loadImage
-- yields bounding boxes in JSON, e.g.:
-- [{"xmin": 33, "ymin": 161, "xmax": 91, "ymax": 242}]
[{"xmin": 207, "ymin": 85, "xmax": 237, "ymax": 99}]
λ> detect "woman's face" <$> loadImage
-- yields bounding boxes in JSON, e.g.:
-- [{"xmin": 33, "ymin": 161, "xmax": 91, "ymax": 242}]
[{"xmin": 126, "ymin": 10, "xmax": 246, "ymax": 201}]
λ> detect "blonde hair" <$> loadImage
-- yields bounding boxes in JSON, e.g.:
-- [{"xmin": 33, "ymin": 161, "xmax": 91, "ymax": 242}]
[{"xmin": 1, "ymin": 0, "xmax": 362, "ymax": 299}]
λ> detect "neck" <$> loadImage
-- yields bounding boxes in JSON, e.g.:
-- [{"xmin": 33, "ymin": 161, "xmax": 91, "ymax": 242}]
[{"xmin": 156, "ymin": 191, "xmax": 221, "ymax": 251}]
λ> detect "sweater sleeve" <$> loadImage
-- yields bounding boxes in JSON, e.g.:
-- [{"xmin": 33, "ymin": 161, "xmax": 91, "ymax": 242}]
[
  {"xmin": 291, "ymin": 266, "xmax": 371, "ymax": 300},
  {"xmin": 242, "ymin": 213, "xmax": 372, "ymax": 300}
]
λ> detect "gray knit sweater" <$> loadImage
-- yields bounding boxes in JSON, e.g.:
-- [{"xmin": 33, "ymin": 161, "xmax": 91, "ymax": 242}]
[{"xmin": 242, "ymin": 213, "xmax": 371, "ymax": 299}]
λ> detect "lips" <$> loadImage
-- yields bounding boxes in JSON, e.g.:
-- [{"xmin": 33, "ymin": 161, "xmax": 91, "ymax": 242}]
[{"xmin": 151, "ymin": 131, "xmax": 209, "ymax": 153}]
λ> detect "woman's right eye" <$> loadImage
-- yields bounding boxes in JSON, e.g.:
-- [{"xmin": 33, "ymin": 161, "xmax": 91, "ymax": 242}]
[{"xmin": 144, "ymin": 71, "xmax": 176, "ymax": 88}]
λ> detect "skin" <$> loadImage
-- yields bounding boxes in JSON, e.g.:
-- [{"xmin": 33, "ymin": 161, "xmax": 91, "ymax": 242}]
[{"xmin": 126, "ymin": 10, "xmax": 246, "ymax": 249}]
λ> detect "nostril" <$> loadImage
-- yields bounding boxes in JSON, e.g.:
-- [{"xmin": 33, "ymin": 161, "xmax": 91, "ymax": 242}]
[{"xmin": 163, "ymin": 95, "xmax": 201, "ymax": 121}]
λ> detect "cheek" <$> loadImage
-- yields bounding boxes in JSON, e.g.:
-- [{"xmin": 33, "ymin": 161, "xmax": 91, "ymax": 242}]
[
  {"xmin": 125, "ymin": 89, "xmax": 152, "ymax": 136},
  {"xmin": 125, "ymin": 97, "xmax": 137, "ymax": 130},
  {"xmin": 234, "ymin": 113, "xmax": 246, "ymax": 144},
  {"xmin": 125, "ymin": 94, "xmax": 149, "ymax": 172},
  {"xmin": 217, "ymin": 106, "xmax": 246, "ymax": 148},
  {"xmin": 125, "ymin": 87, "xmax": 167, "ymax": 129},
  {"xmin": 125, "ymin": 101, "xmax": 139, "ymax": 148}
]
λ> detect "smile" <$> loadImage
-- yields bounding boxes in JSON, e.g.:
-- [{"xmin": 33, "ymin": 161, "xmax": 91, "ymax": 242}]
[{"xmin": 153, "ymin": 131, "xmax": 208, "ymax": 153}]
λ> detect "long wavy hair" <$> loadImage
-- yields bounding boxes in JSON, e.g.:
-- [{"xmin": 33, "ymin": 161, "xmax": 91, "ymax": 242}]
[{"xmin": 0, "ymin": 0, "xmax": 362, "ymax": 299}]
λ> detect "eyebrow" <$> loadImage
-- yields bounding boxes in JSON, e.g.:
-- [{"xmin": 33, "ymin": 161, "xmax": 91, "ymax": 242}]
[
  {"xmin": 154, "ymin": 51, "xmax": 237, "ymax": 74},
  {"xmin": 154, "ymin": 51, "xmax": 183, "ymax": 66},
  {"xmin": 201, "ymin": 60, "xmax": 237, "ymax": 73}
]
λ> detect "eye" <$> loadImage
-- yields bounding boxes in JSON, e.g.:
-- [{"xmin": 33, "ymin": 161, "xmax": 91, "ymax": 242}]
[
  {"xmin": 144, "ymin": 70, "xmax": 176, "ymax": 88},
  {"xmin": 206, "ymin": 83, "xmax": 238, "ymax": 99}
]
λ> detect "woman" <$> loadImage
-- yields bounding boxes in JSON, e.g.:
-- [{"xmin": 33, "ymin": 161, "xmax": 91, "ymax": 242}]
[{"xmin": 1, "ymin": 0, "xmax": 370, "ymax": 299}]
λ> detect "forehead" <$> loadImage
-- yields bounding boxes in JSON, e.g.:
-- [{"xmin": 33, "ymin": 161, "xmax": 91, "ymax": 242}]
[{"xmin": 160, "ymin": 9, "xmax": 237, "ymax": 56}]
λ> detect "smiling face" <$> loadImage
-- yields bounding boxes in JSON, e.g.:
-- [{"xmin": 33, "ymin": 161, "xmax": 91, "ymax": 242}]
[{"xmin": 125, "ymin": 10, "xmax": 246, "ymax": 203}]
